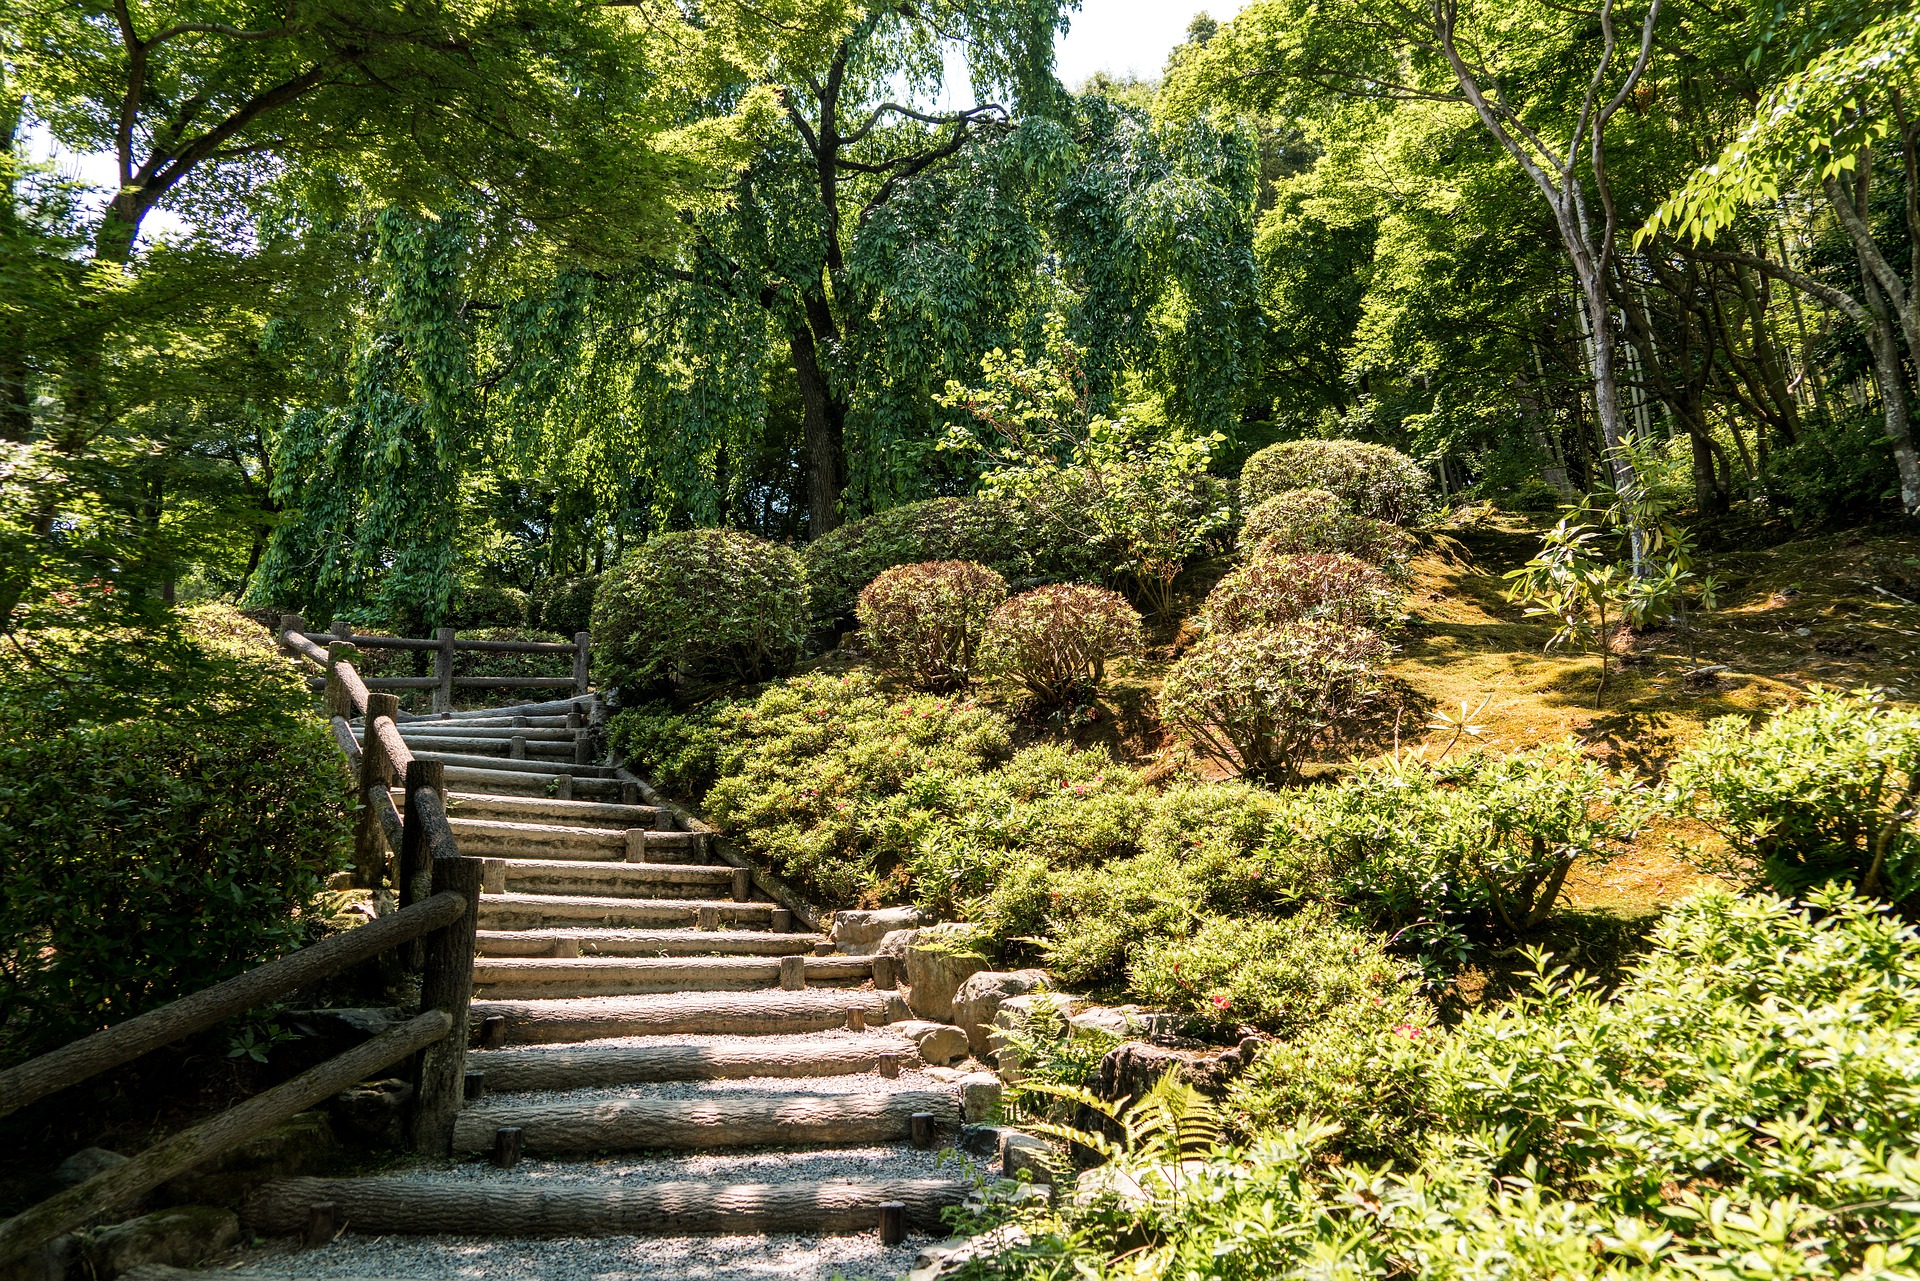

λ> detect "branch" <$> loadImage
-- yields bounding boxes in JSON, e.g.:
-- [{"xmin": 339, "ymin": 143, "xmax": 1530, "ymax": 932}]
[
  {"xmin": 1689, "ymin": 249, "xmax": 1871, "ymax": 329},
  {"xmin": 144, "ymin": 22, "xmax": 300, "ymax": 45}
]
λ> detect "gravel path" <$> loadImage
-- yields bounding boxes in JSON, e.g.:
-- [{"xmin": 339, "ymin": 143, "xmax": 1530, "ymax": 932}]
[
  {"xmin": 469, "ymin": 1067, "xmax": 954, "ymax": 1108},
  {"xmin": 229, "ymin": 1231, "xmax": 934, "ymax": 1280},
  {"xmin": 373, "ymin": 1143, "xmax": 984, "ymax": 1186}
]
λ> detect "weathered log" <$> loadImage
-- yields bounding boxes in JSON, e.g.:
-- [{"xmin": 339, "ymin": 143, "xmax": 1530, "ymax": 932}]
[
  {"xmin": 470, "ymin": 989, "xmax": 910, "ymax": 1043},
  {"xmin": 242, "ymin": 1174, "xmax": 965, "ymax": 1237},
  {"xmin": 432, "ymin": 627, "xmax": 455, "ymax": 714},
  {"xmin": 410, "ymin": 856, "xmax": 480, "ymax": 1155},
  {"xmin": 473, "ymin": 928, "xmax": 819, "ymax": 959},
  {"xmin": 405, "ymin": 750, "xmax": 616, "ymax": 777},
  {"xmin": 369, "ymin": 714, "xmax": 412, "ymax": 778},
  {"xmin": 477, "ymin": 893, "xmax": 771, "ymax": 932},
  {"xmin": 452, "ymin": 676, "xmax": 580, "ymax": 689},
  {"xmin": 0, "ymin": 895, "xmax": 464, "ymax": 1121},
  {"xmin": 450, "ymin": 1088, "xmax": 959, "ymax": 1154},
  {"xmin": 0, "ymin": 1012, "xmax": 450, "ymax": 1266},
  {"xmin": 469, "ymin": 954, "xmax": 872, "ymax": 999},
  {"xmin": 498, "ymin": 859, "xmax": 731, "ymax": 901},
  {"xmin": 467, "ymin": 1035, "xmax": 920, "ymax": 1091},
  {"xmin": 329, "ymin": 716, "xmax": 362, "ymax": 764}
]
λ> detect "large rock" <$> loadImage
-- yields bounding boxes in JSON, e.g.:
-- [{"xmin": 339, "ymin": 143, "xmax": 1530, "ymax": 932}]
[
  {"xmin": 0, "ymin": 1234, "xmax": 75, "ymax": 1281},
  {"xmin": 909, "ymin": 1226, "xmax": 1033, "ymax": 1281},
  {"xmin": 53, "ymin": 1147, "xmax": 130, "ymax": 1188},
  {"xmin": 829, "ymin": 907, "xmax": 923, "ymax": 955},
  {"xmin": 84, "ymin": 1207, "xmax": 239, "ymax": 1278},
  {"xmin": 903, "ymin": 924, "xmax": 989, "ymax": 1023},
  {"xmin": 893, "ymin": 1020, "xmax": 970, "ymax": 1067},
  {"xmin": 1092, "ymin": 1039, "xmax": 1259, "ymax": 1105},
  {"xmin": 958, "ymin": 1072, "xmax": 1002, "ymax": 1124},
  {"xmin": 161, "ymin": 1111, "xmax": 336, "ymax": 1206},
  {"xmin": 952, "ymin": 969, "xmax": 1050, "ymax": 1058}
]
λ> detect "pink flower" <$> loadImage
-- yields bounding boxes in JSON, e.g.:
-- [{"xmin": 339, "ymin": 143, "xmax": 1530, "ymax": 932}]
[
  {"xmin": 1391, "ymin": 1023, "xmax": 1424, "ymax": 1039},
  {"xmin": 1211, "ymin": 995, "xmax": 1232, "ymax": 1011}
]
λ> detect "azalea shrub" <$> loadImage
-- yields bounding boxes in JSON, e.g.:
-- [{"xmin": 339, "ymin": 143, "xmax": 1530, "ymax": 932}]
[
  {"xmin": 1239, "ymin": 438, "xmax": 1432, "ymax": 524},
  {"xmin": 964, "ymin": 892, "xmax": 1920, "ymax": 1281},
  {"xmin": 1160, "ymin": 621, "xmax": 1389, "ymax": 782},
  {"xmin": 801, "ymin": 497, "xmax": 1027, "ymax": 628},
  {"xmin": 1239, "ymin": 489, "xmax": 1415, "ymax": 565},
  {"xmin": 1130, "ymin": 909, "xmax": 1427, "ymax": 1037},
  {"xmin": 984, "ymin": 584, "xmax": 1143, "ymax": 705},
  {"xmin": 0, "ymin": 606, "xmax": 350, "ymax": 1064},
  {"xmin": 857, "ymin": 560, "xmax": 1009, "ymax": 692},
  {"xmin": 1196, "ymin": 552, "xmax": 1401, "ymax": 634},
  {"xmin": 1666, "ymin": 687, "xmax": 1920, "ymax": 908},
  {"xmin": 592, "ymin": 529, "xmax": 807, "ymax": 696}
]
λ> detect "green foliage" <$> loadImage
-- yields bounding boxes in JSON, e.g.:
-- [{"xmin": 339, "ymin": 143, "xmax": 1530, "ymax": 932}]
[
  {"xmin": 531, "ymin": 574, "xmax": 601, "ymax": 636},
  {"xmin": 0, "ymin": 606, "xmax": 350, "ymax": 1063},
  {"xmin": 857, "ymin": 561, "xmax": 1009, "ymax": 692},
  {"xmin": 447, "ymin": 582, "xmax": 530, "ymax": 630},
  {"xmin": 1130, "ymin": 909, "xmax": 1426, "ymax": 1036},
  {"xmin": 591, "ymin": 529, "xmax": 806, "ymax": 696},
  {"xmin": 997, "ymin": 993, "xmax": 1123, "ymax": 1126},
  {"xmin": 1239, "ymin": 439, "xmax": 1432, "ymax": 524},
  {"xmin": 1299, "ymin": 743, "xmax": 1643, "ymax": 948},
  {"xmin": 1666, "ymin": 688, "xmax": 1920, "ymax": 908},
  {"xmin": 1160, "ymin": 621, "xmax": 1389, "ymax": 783},
  {"xmin": 966, "ymin": 892, "xmax": 1920, "ymax": 1281},
  {"xmin": 1196, "ymin": 552, "xmax": 1401, "ymax": 634},
  {"xmin": 801, "ymin": 498, "xmax": 1031, "ymax": 629},
  {"xmin": 983, "ymin": 584, "xmax": 1143, "ymax": 706},
  {"xmin": 1239, "ymin": 490, "xmax": 1415, "ymax": 565}
]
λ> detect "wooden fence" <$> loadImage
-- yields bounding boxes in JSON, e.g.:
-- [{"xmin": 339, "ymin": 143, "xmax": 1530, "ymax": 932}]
[
  {"xmin": 0, "ymin": 630, "xmax": 483, "ymax": 1269},
  {"xmin": 280, "ymin": 614, "xmax": 590, "ymax": 714}
]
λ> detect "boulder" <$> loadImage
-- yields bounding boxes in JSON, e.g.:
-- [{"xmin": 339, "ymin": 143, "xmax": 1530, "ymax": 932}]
[
  {"xmin": 958, "ymin": 1072, "xmax": 1002, "ymax": 1124},
  {"xmin": 1075, "ymin": 1161, "xmax": 1212, "ymax": 1208},
  {"xmin": 1067, "ymin": 1005, "xmax": 1175, "ymax": 1041},
  {"xmin": 893, "ymin": 1020, "xmax": 970, "ymax": 1067},
  {"xmin": 1092, "ymin": 1039, "xmax": 1257, "ymax": 1104},
  {"xmin": 874, "ymin": 928, "xmax": 918, "ymax": 963},
  {"xmin": 999, "ymin": 1130, "xmax": 1056, "ymax": 1186},
  {"xmin": 958, "ymin": 1123, "xmax": 1011, "ymax": 1159},
  {"xmin": 909, "ymin": 1226, "xmax": 1033, "ymax": 1281},
  {"xmin": 161, "ymin": 1111, "xmax": 335, "ymax": 1206},
  {"xmin": 0, "ymin": 1233, "xmax": 75, "ymax": 1281},
  {"xmin": 952, "ymin": 969, "xmax": 1049, "ymax": 1058},
  {"xmin": 84, "ymin": 1207, "xmax": 239, "ymax": 1279},
  {"xmin": 53, "ymin": 1147, "xmax": 130, "ymax": 1188},
  {"xmin": 829, "ymin": 907, "xmax": 923, "ymax": 955},
  {"xmin": 329, "ymin": 1077, "xmax": 415, "ymax": 1148},
  {"xmin": 903, "ymin": 924, "xmax": 989, "ymax": 1023}
]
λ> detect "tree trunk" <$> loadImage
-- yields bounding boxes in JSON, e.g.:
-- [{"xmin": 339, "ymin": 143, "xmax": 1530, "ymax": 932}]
[{"xmin": 788, "ymin": 318, "xmax": 845, "ymax": 537}]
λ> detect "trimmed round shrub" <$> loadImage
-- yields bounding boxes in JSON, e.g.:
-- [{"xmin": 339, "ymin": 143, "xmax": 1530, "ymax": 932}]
[
  {"xmin": 446, "ymin": 582, "xmax": 530, "ymax": 630},
  {"xmin": 0, "ymin": 605, "xmax": 351, "ymax": 1063},
  {"xmin": 1240, "ymin": 490, "xmax": 1415, "ymax": 566},
  {"xmin": 984, "ymin": 584, "xmax": 1143, "ymax": 705},
  {"xmin": 533, "ymin": 574, "xmax": 601, "ymax": 635},
  {"xmin": 593, "ymin": 530, "xmax": 807, "ymax": 694},
  {"xmin": 1160, "ymin": 620, "xmax": 1389, "ymax": 783},
  {"xmin": 804, "ymin": 498, "xmax": 1022, "ymax": 628},
  {"xmin": 1240, "ymin": 440, "xmax": 1432, "ymax": 525},
  {"xmin": 857, "ymin": 560, "xmax": 1009, "ymax": 692},
  {"xmin": 1197, "ymin": 553, "xmax": 1401, "ymax": 634}
]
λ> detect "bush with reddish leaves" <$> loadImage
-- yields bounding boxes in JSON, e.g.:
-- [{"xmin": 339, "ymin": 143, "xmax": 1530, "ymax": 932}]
[
  {"xmin": 1241, "ymin": 490, "xmax": 1415, "ymax": 566},
  {"xmin": 984, "ymin": 584, "xmax": 1143, "ymax": 705},
  {"xmin": 1160, "ymin": 620, "xmax": 1390, "ymax": 783},
  {"xmin": 857, "ymin": 560, "xmax": 1009, "ymax": 691},
  {"xmin": 1198, "ymin": 553, "xmax": 1401, "ymax": 634}
]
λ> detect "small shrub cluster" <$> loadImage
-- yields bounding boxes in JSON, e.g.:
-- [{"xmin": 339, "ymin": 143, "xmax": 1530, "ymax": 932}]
[
  {"xmin": 531, "ymin": 574, "xmax": 600, "ymax": 635},
  {"xmin": 592, "ymin": 530, "xmax": 807, "ymax": 695},
  {"xmin": 1160, "ymin": 621, "xmax": 1389, "ymax": 783},
  {"xmin": 1196, "ymin": 553, "xmax": 1401, "ymax": 633},
  {"xmin": 1239, "ymin": 438, "xmax": 1433, "ymax": 524},
  {"xmin": 857, "ymin": 561, "xmax": 1008, "ymax": 692},
  {"xmin": 984, "ymin": 584, "xmax": 1142, "ymax": 705},
  {"xmin": 446, "ymin": 581, "xmax": 530, "ymax": 630},
  {"xmin": 0, "ymin": 606, "xmax": 350, "ymax": 1064},
  {"xmin": 983, "ymin": 891, "xmax": 1920, "ymax": 1281},
  {"xmin": 1666, "ymin": 687, "xmax": 1919, "ymax": 908},
  {"xmin": 1239, "ymin": 489, "xmax": 1414, "ymax": 565}
]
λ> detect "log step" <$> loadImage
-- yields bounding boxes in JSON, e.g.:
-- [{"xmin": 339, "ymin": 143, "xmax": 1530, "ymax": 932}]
[
  {"xmin": 407, "ymin": 750, "xmax": 617, "ymax": 778},
  {"xmin": 364, "ymin": 734, "xmax": 578, "ymax": 760},
  {"xmin": 472, "ymin": 989, "xmax": 911, "ymax": 1042},
  {"xmin": 472, "ymin": 955, "xmax": 872, "ymax": 998},
  {"xmin": 478, "ymin": 893, "xmax": 774, "ymax": 932},
  {"xmin": 467, "ymin": 1034, "xmax": 920, "ymax": 1090},
  {"xmin": 397, "ymin": 725, "xmax": 579, "ymax": 742},
  {"xmin": 442, "ymin": 792, "xmax": 666, "ymax": 830},
  {"xmin": 450, "ymin": 1088, "xmax": 961, "ymax": 1154},
  {"xmin": 475, "ymin": 929, "xmax": 821, "ymax": 958},
  {"xmin": 497, "ymin": 858, "xmax": 732, "ymax": 900},
  {"xmin": 450, "ymin": 819, "xmax": 706, "ymax": 863},
  {"xmin": 242, "ymin": 1174, "xmax": 965, "ymax": 1237},
  {"xmin": 442, "ymin": 767, "xmax": 622, "ymax": 799}
]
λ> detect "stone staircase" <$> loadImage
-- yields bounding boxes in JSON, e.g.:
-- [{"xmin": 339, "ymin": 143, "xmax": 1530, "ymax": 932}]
[{"xmin": 242, "ymin": 702, "xmax": 976, "ymax": 1274}]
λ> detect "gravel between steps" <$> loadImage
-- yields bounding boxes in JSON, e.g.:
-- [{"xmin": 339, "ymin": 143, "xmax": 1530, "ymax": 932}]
[
  {"xmin": 469, "ymin": 1065, "xmax": 954, "ymax": 1108},
  {"xmin": 428, "ymin": 1141, "xmax": 984, "ymax": 1184},
  {"xmin": 238, "ymin": 1232, "xmax": 931, "ymax": 1280}
]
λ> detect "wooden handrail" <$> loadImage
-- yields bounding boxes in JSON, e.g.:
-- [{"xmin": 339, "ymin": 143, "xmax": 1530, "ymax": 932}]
[
  {"xmin": 0, "ymin": 1012, "xmax": 453, "ymax": 1266},
  {"xmin": 280, "ymin": 616, "xmax": 591, "ymax": 713},
  {"xmin": 0, "ymin": 891, "xmax": 467, "ymax": 1121}
]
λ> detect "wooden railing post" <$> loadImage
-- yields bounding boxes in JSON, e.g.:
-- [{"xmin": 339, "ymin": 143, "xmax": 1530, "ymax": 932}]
[
  {"xmin": 323, "ymin": 640, "xmax": 359, "ymax": 719},
  {"xmin": 278, "ymin": 614, "xmax": 307, "ymax": 651},
  {"xmin": 410, "ymin": 854, "xmax": 481, "ymax": 1155},
  {"xmin": 433, "ymin": 628, "xmax": 456, "ymax": 714},
  {"xmin": 355, "ymin": 692, "xmax": 400, "ymax": 888},
  {"xmin": 572, "ymin": 631, "xmax": 590, "ymax": 697},
  {"xmin": 399, "ymin": 759, "xmax": 444, "ymax": 920}
]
